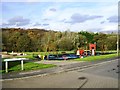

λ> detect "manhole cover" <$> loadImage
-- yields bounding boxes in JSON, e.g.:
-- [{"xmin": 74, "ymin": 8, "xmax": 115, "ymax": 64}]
[
  {"xmin": 78, "ymin": 77, "xmax": 86, "ymax": 80},
  {"xmin": 112, "ymin": 68, "xmax": 115, "ymax": 70}
]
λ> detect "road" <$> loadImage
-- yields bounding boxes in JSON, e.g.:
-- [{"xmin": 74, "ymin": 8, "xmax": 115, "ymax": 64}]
[{"xmin": 2, "ymin": 59, "xmax": 119, "ymax": 89}]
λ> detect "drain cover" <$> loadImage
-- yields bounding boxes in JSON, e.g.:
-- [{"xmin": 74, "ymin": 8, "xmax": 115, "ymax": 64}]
[
  {"xmin": 78, "ymin": 77, "xmax": 86, "ymax": 80},
  {"xmin": 112, "ymin": 68, "xmax": 115, "ymax": 70}
]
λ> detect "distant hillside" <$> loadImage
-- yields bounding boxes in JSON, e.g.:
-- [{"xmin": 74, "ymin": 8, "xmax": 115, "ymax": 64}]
[{"xmin": 2, "ymin": 28, "xmax": 118, "ymax": 52}]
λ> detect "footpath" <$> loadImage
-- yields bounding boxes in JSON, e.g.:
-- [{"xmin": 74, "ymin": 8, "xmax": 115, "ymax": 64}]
[{"xmin": 2, "ymin": 57, "xmax": 119, "ymax": 80}]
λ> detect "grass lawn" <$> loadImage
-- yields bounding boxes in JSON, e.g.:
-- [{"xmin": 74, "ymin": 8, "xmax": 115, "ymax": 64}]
[
  {"xmin": 10, "ymin": 51, "xmax": 74, "ymax": 60},
  {"xmin": 23, "ymin": 51, "xmax": 74, "ymax": 55},
  {"xmin": 96, "ymin": 50, "xmax": 117, "ymax": 53},
  {"xmin": 2, "ymin": 61, "xmax": 56, "ymax": 73},
  {"xmin": 15, "ymin": 55, "xmax": 35, "ymax": 60},
  {"xmin": 2, "ymin": 51, "xmax": 119, "ymax": 73},
  {"xmin": 75, "ymin": 53, "xmax": 118, "ymax": 61}
]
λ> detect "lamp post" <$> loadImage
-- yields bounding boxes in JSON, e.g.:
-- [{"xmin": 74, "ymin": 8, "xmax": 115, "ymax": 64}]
[
  {"xmin": 117, "ymin": 30, "xmax": 119, "ymax": 55},
  {"xmin": 85, "ymin": 41, "xmax": 87, "ymax": 56},
  {"xmin": 117, "ymin": 24, "xmax": 120, "ymax": 55}
]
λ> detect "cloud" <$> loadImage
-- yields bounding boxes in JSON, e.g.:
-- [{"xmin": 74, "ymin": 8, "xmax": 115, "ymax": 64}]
[
  {"xmin": 2, "ymin": 16, "xmax": 30, "ymax": 27},
  {"xmin": 33, "ymin": 23, "xmax": 50, "ymax": 28},
  {"xmin": 42, "ymin": 18, "xmax": 51, "ymax": 21},
  {"xmin": 65, "ymin": 13, "xmax": 103, "ymax": 24},
  {"xmin": 2, "ymin": 22, "xmax": 14, "ymax": 26},
  {"xmin": 49, "ymin": 8, "xmax": 57, "ymax": 12},
  {"xmin": 102, "ymin": 25, "xmax": 117, "ymax": 31},
  {"xmin": 88, "ymin": 28, "xmax": 102, "ymax": 32},
  {"xmin": 33, "ymin": 22, "xmax": 41, "ymax": 26},
  {"xmin": 100, "ymin": 21, "xmax": 105, "ymax": 24},
  {"xmin": 42, "ymin": 24, "xmax": 49, "ymax": 26},
  {"xmin": 9, "ymin": 16, "xmax": 30, "ymax": 26},
  {"xmin": 42, "ymin": 9, "xmax": 58, "ymax": 20},
  {"xmin": 1, "ymin": 0, "xmax": 118, "ymax": 2},
  {"xmin": 1, "ymin": 2, "xmax": 117, "ymax": 33},
  {"xmin": 59, "ymin": 19, "xmax": 66, "ymax": 22},
  {"xmin": 107, "ymin": 16, "xmax": 118, "ymax": 23}
]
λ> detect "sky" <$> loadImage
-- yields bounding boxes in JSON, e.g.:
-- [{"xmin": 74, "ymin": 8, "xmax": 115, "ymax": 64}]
[{"xmin": 1, "ymin": 0, "xmax": 118, "ymax": 32}]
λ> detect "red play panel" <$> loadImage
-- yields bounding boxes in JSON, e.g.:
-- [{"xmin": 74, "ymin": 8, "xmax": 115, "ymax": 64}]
[{"xmin": 89, "ymin": 44, "xmax": 96, "ymax": 50}]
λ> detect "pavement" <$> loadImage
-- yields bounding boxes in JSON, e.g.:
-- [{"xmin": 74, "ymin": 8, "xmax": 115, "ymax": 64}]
[
  {"xmin": 78, "ymin": 59, "xmax": 118, "ymax": 88},
  {"xmin": 2, "ymin": 58, "xmax": 119, "ymax": 88},
  {"xmin": 2, "ymin": 57, "xmax": 119, "ymax": 80},
  {"xmin": 2, "ymin": 60, "xmax": 85, "ymax": 79},
  {"xmin": 2, "ymin": 71, "xmax": 118, "ymax": 88}
]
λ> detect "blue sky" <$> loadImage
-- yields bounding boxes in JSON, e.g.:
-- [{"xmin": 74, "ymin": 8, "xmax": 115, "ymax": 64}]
[{"xmin": 1, "ymin": 1, "xmax": 118, "ymax": 32}]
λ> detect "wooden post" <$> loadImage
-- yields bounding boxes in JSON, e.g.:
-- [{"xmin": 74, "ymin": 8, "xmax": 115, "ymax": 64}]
[
  {"xmin": 5, "ymin": 61, "xmax": 8, "ymax": 73},
  {"xmin": 21, "ymin": 60, "xmax": 24, "ymax": 70}
]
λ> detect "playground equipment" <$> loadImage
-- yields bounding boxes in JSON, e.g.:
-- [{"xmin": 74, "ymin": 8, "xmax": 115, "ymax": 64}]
[
  {"xmin": 89, "ymin": 44, "xmax": 96, "ymax": 56},
  {"xmin": 76, "ymin": 43, "xmax": 96, "ymax": 57},
  {"xmin": 76, "ymin": 49, "xmax": 84, "ymax": 58}
]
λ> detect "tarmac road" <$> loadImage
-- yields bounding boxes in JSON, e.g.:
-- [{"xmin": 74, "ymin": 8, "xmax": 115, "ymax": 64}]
[
  {"xmin": 77, "ymin": 58, "xmax": 118, "ymax": 79},
  {"xmin": 2, "ymin": 58, "xmax": 119, "ymax": 89},
  {"xmin": 77, "ymin": 59, "xmax": 119, "ymax": 88}
]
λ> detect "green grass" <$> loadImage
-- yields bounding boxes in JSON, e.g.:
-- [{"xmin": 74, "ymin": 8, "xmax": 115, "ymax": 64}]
[
  {"xmin": 1, "ymin": 51, "xmax": 119, "ymax": 73},
  {"xmin": 11, "ymin": 51, "xmax": 74, "ymax": 60},
  {"xmin": 96, "ymin": 50, "xmax": 117, "ymax": 53},
  {"xmin": 75, "ymin": 53, "xmax": 118, "ymax": 61},
  {"xmin": 2, "ymin": 55, "xmax": 36, "ymax": 62},
  {"xmin": 23, "ymin": 51, "xmax": 74, "ymax": 55},
  {"xmin": 2, "ymin": 61, "xmax": 56, "ymax": 73},
  {"xmin": 4, "ymin": 50, "xmax": 118, "ymax": 60},
  {"xmin": 15, "ymin": 55, "xmax": 35, "ymax": 60}
]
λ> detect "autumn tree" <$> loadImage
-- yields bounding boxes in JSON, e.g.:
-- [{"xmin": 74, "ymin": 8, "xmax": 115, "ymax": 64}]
[
  {"xmin": 93, "ymin": 33, "xmax": 107, "ymax": 51},
  {"xmin": 2, "ymin": 28, "xmax": 118, "ymax": 52}
]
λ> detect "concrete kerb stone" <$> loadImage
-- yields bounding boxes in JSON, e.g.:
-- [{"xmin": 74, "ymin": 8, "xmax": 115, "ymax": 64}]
[{"xmin": 2, "ymin": 59, "xmax": 118, "ymax": 81}]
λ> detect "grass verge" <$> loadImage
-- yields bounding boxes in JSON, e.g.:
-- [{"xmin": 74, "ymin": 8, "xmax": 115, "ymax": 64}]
[
  {"xmin": 1, "ymin": 61, "xmax": 56, "ymax": 74},
  {"xmin": 75, "ymin": 53, "xmax": 118, "ymax": 61}
]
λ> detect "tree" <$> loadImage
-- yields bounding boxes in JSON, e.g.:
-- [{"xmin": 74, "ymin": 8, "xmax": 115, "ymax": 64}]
[
  {"xmin": 78, "ymin": 31, "xmax": 94, "ymax": 43},
  {"xmin": 41, "ymin": 31, "xmax": 57, "ymax": 52},
  {"xmin": 93, "ymin": 33, "xmax": 107, "ymax": 51},
  {"xmin": 2, "ymin": 28, "xmax": 118, "ymax": 52},
  {"xmin": 17, "ymin": 33, "xmax": 32, "ymax": 52},
  {"xmin": 74, "ymin": 34, "xmax": 87, "ymax": 49},
  {"xmin": 57, "ymin": 36, "xmax": 74, "ymax": 51},
  {"xmin": 106, "ymin": 35, "xmax": 117, "ymax": 50}
]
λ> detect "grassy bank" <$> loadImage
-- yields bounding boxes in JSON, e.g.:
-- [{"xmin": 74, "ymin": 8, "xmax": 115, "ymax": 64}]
[
  {"xmin": 2, "ymin": 61, "xmax": 56, "ymax": 73},
  {"xmin": 75, "ymin": 53, "xmax": 118, "ymax": 61}
]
